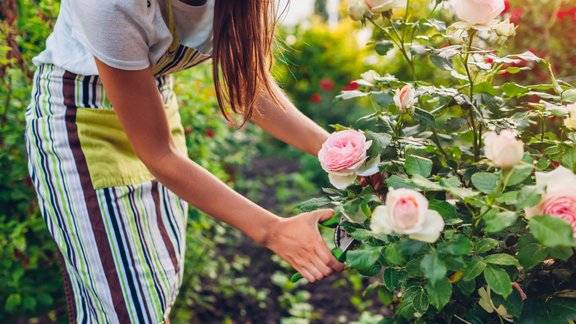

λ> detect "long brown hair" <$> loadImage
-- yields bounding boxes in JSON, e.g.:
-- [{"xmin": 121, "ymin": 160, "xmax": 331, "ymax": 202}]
[{"xmin": 212, "ymin": 0, "xmax": 281, "ymax": 125}]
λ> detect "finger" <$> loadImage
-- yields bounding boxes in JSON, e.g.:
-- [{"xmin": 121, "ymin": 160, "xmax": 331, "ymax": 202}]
[
  {"xmin": 314, "ymin": 244, "xmax": 345, "ymax": 272},
  {"xmin": 308, "ymin": 248, "xmax": 333, "ymax": 277},
  {"xmin": 295, "ymin": 265, "xmax": 316, "ymax": 283},
  {"xmin": 312, "ymin": 209, "xmax": 336, "ymax": 222},
  {"xmin": 298, "ymin": 255, "xmax": 324, "ymax": 281}
]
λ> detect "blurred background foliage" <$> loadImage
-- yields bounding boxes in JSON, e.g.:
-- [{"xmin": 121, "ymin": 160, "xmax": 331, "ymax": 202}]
[{"xmin": 1, "ymin": 0, "xmax": 575, "ymax": 322}]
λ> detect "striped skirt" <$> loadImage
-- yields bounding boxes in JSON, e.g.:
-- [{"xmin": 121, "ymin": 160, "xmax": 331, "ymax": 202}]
[{"xmin": 24, "ymin": 64, "xmax": 188, "ymax": 323}]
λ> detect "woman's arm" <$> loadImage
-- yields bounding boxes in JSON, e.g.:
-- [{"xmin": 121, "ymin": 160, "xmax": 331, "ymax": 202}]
[
  {"xmin": 95, "ymin": 59, "xmax": 344, "ymax": 282},
  {"xmin": 251, "ymin": 81, "xmax": 329, "ymax": 156}
]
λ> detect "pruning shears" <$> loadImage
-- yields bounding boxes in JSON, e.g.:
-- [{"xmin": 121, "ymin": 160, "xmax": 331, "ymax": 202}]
[{"xmin": 289, "ymin": 215, "xmax": 355, "ymax": 283}]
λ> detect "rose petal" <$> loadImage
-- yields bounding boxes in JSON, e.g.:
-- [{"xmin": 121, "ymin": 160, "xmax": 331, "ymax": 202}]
[
  {"xmin": 535, "ymin": 166, "xmax": 576, "ymax": 191},
  {"xmin": 408, "ymin": 210, "xmax": 445, "ymax": 243},
  {"xmin": 370, "ymin": 206, "xmax": 393, "ymax": 234},
  {"xmin": 357, "ymin": 156, "xmax": 381, "ymax": 177},
  {"xmin": 328, "ymin": 173, "xmax": 357, "ymax": 189}
]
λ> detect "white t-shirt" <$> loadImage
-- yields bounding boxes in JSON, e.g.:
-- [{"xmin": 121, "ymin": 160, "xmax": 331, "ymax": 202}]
[{"xmin": 33, "ymin": 0, "xmax": 214, "ymax": 75}]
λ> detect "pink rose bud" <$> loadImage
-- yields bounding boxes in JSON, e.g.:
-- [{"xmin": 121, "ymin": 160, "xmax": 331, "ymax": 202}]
[
  {"xmin": 318, "ymin": 130, "xmax": 375, "ymax": 189},
  {"xmin": 483, "ymin": 130, "xmax": 524, "ymax": 168},
  {"xmin": 371, "ymin": 189, "xmax": 445, "ymax": 243},
  {"xmin": 450, "ymin": 0, "xmax": 506, "ymax": 25},
  {"xmin": 393, "ymin": 84, "xmax": 416, "ymax": 113},
  {"xmin": 525, "ymin": 166, "xmax": 576, "ymax": 238}
]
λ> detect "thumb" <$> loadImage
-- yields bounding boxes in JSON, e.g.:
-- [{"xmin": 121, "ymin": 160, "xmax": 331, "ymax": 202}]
[{"xmin": 311, "ymin": 209, "xmax": 336, "ymax": 222}]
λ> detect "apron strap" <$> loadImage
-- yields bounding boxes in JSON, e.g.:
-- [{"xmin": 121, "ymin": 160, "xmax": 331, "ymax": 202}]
[{"xmin": 164, "ymin": 0, "xmax": 180, "ymax": 54}]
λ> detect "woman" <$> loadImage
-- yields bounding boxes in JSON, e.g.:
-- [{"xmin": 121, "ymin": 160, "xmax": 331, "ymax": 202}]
[{"xmin": 25, "ymin": 0, "xmax": 345, "ymax": 322}]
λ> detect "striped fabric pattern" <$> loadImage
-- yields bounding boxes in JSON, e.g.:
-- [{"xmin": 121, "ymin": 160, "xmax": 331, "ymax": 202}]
[{"xmin": 25, "ymin": 64, "xmax": 188, "ymax": 323}]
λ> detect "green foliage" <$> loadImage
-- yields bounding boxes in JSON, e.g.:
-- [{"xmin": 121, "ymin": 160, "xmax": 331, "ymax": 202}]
[{"xmin": 297, "ymin": 0, "xmax": 576, "ymax": 322}]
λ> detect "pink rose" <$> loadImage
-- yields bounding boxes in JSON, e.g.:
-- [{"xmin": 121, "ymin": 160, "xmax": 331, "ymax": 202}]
[
  {"xmin": 450, "ymin": 0, "xmax": 506, "ymax": 25},
  {"xmin": 525, "ymin": 166, "xmax": 576, "ymax": 237},
  {"xmin": 393, "ymin": 84, "xmax": 416, "ymax": 113},
  {"xmin": 318, "ymin": 130, "xmax": 378, "ymax": 189},
  {"xmin": 371, "ymin": 189, "xmax": 445, "ymax": 243},
  {"xmin": 484, "ymin": 130, "xmax": 524, "ymax": 168}
]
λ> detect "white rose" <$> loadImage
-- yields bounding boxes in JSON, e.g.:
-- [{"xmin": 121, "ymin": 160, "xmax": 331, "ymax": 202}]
[
  {"xmin": 393, "ymin": 84, "xmax": 416, "ymax": 113},
  {"xmin": 494, "ymin": 19, "xmax": 516, "ymax": 37},
  {"xmin": 348, "ymin": 1, "xmax": 367, "ymax": 21},
  {"xmin": 361, "ymin": 70, "xmax": 381, "ymax": 85},
  {"xmin": 484, "ymin": 130, "xmax": 524, "ymax": 168},
  {"xmin": 450, "ymin": 0, "xmax": 506, "ymax": 26},
  {"xmin": 365, "ymin": 0, "xmax": 398, "ymax": 13},
  {"xmin": 371, "ymin": 189, "xmax": 445, "ymax": 243}
]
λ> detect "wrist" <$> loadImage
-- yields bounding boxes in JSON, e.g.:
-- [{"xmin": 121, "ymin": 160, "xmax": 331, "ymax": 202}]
[{"xmin": 257, "ymin": 214, "xmax": 283, "ymax": 247}]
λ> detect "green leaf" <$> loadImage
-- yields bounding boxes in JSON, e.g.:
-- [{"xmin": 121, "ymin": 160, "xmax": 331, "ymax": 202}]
[
  {"xmin": 562, "ymin": 88, "xmax": 576, "ymax": 103},
  {"xmin": 411, "ymin": 175, "xmax": 444, "ymax": 191},
  {"xmin": 4, "ymin": 293, "xmax": 21, "ymax": 313},
  {"xmin": 520, "ymin": 297, "xmax": 576, "ymax": 323},
  {"xmin": 375, "ymin": 40, "xmax": 394, "ymax": 56},
  {"xmin": 483, "ymin": 209, "xmax": 518, "ymax": 233},
  {"xmin": 484, "ymin": 266, "xmax": 513, "ymax": 298},
  {"xmin": 430, "ymin": 51, "xmax": 454, "ymax": 71},
  {"xmin": 347, "ymin": 246, "xmax": 382, "ymax": 272},
  {"xmin": 385, "ymin": 175, "xmax": 418, "ymax": 190},
  {"xmin": 471, "ymin": 172, "xmax": 500, "ymax": 194},
  {"xmin": 405, "ymin": 155, "xmax": 433, "ymax": 178},
  {"xmin": 429, "ymin": 199, "xmax": 457, "ymax": 219},
  {"xmin": 495, "ymin": 191, "xmax": 519, "ymax": 205},
  {"xmin": 377, "ymin": 286, "xmax": 394, "ymax": 305},
  {"xmin": 385, "ymin": 243, "xmax": 405, "ymax": 265},
  {"xmin": 413, "ymin": 289, "xmax": 430, "ymax": 313},
  {"xmin": 561, "ymin": 148, "xmax": 576, "ymax": 172},
  {"xmin": 365, "ymin": 131, "xmax": 392, "ymax": 158},
  {"xmin": 438, "ymin": 235, "xmax": 472, "ymax": 256},
  {"xmin": 475, "ymin": 238, "xmax": 500, "ymax": 254},
  {"xmin": 462, "ymin": 257, "xmax": 486, "ymax": 281},
  {"xmin": 413, "ymin": 107, "xmax": 436, "ymax": 127},
  {"xmin": 506, "ymin": 165, "xmax": 534, "ymax": 187},
  {"xmin": 426, "ymin": 277, "xmax": 452, "ymax": 310},
  {"xmin": 457, "ymin": 279, "xmax": 476, "ymax": 296},
  {"xmin": 517, "ymin": 185, "xmax": 544, "ymax": 209},
  {"xmin": 484, "ymin": 253, "xmax": 520, "ymax": 267},
  {"xmin": 518, "ymin": 242, "xmax": 548, "ymax": 270},
  {"xmin": 529, "ymin": 215, "xmax": 575, "ymax": 248},
  {"xmin": 383, "ymin": 267, "xmax": 404, "ymax": 291},
  {"xmin": 502, "ymin": 82, "xmax": 529, "ymax": 98},
  {"xmin": 420, "ymin": 253, "xmax": 447, "ymax": 284},
  {"xmin": 548, "ymin": 246, "xmax": 574, "ymax": 261}
]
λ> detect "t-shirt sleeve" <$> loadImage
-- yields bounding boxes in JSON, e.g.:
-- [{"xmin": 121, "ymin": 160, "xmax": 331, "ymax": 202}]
[{"xmin": 69, "ymin": 0, "xmax": 154, "ymax": 70}]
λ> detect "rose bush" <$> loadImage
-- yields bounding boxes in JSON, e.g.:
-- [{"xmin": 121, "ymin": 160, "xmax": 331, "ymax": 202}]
[{"xmin": 296, "ymin": 0, "xmax": 576, "ymax": 322}]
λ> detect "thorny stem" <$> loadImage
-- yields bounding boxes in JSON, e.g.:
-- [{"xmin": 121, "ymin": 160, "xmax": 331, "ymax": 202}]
[{"xmin": 463, "ymin": 30, "xmax": 481, "ymax": 162}]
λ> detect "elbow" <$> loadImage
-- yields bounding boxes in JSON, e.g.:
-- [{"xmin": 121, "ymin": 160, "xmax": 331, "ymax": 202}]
[{"xmin": 135, "ymin": 145, "xmax": 181, "ymax": 175}]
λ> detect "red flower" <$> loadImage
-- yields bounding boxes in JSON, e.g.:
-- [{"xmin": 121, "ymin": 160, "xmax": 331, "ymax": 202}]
[
  {"xmin": 342, "ymin": 81, "xmax": 359, "ymax": 91},
  {"xmin": 502, "ymin": 1, "xmax": 511, "ymax": 14},
  {"xmin": 205, "ymin": 128, "xmax": 215, "ymax": 138},
  {"xmin": 320, "ymin": 79, "xmax": 335, "ymax": 91},
  {"xmin": 311, "ymin": 93, "xmax": 322, "ymax": 103},
  {"xmin": 510, "ymin": 7, "xmax": 524, "ymax": 25}
]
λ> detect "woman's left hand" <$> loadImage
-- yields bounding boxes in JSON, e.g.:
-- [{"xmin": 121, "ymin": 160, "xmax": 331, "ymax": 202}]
[{"xmin": 262, "ymin": 209, "xmax": 345, "ymax": 283}]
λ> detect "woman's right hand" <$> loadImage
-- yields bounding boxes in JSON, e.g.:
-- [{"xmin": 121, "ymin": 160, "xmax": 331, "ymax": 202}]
[{"xmin": 262, "ymin": 209, "xmax": 345, "ymax": 283}]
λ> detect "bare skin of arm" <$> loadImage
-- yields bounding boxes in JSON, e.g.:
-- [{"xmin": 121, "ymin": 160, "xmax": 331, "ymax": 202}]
[
  {"xmin": 251, "ymin": 81, "xmax": 329, "ymax": 156},
  {"xmin": 95, "ymin": 59, "xmax": 344, "ymax": 282}
]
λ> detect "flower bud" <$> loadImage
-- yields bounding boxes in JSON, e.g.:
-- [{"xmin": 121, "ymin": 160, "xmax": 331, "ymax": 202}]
[
  {"xmin": 393, "ymin": 84, "xmax": 416, "ymax": 113},
  {"xmin": 483, "ymin": 130, "xmax": 524, "ymax": 168},
  {"xmin": 348, "ymin": 1, "xmax": 367, "ymax": 21}
]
